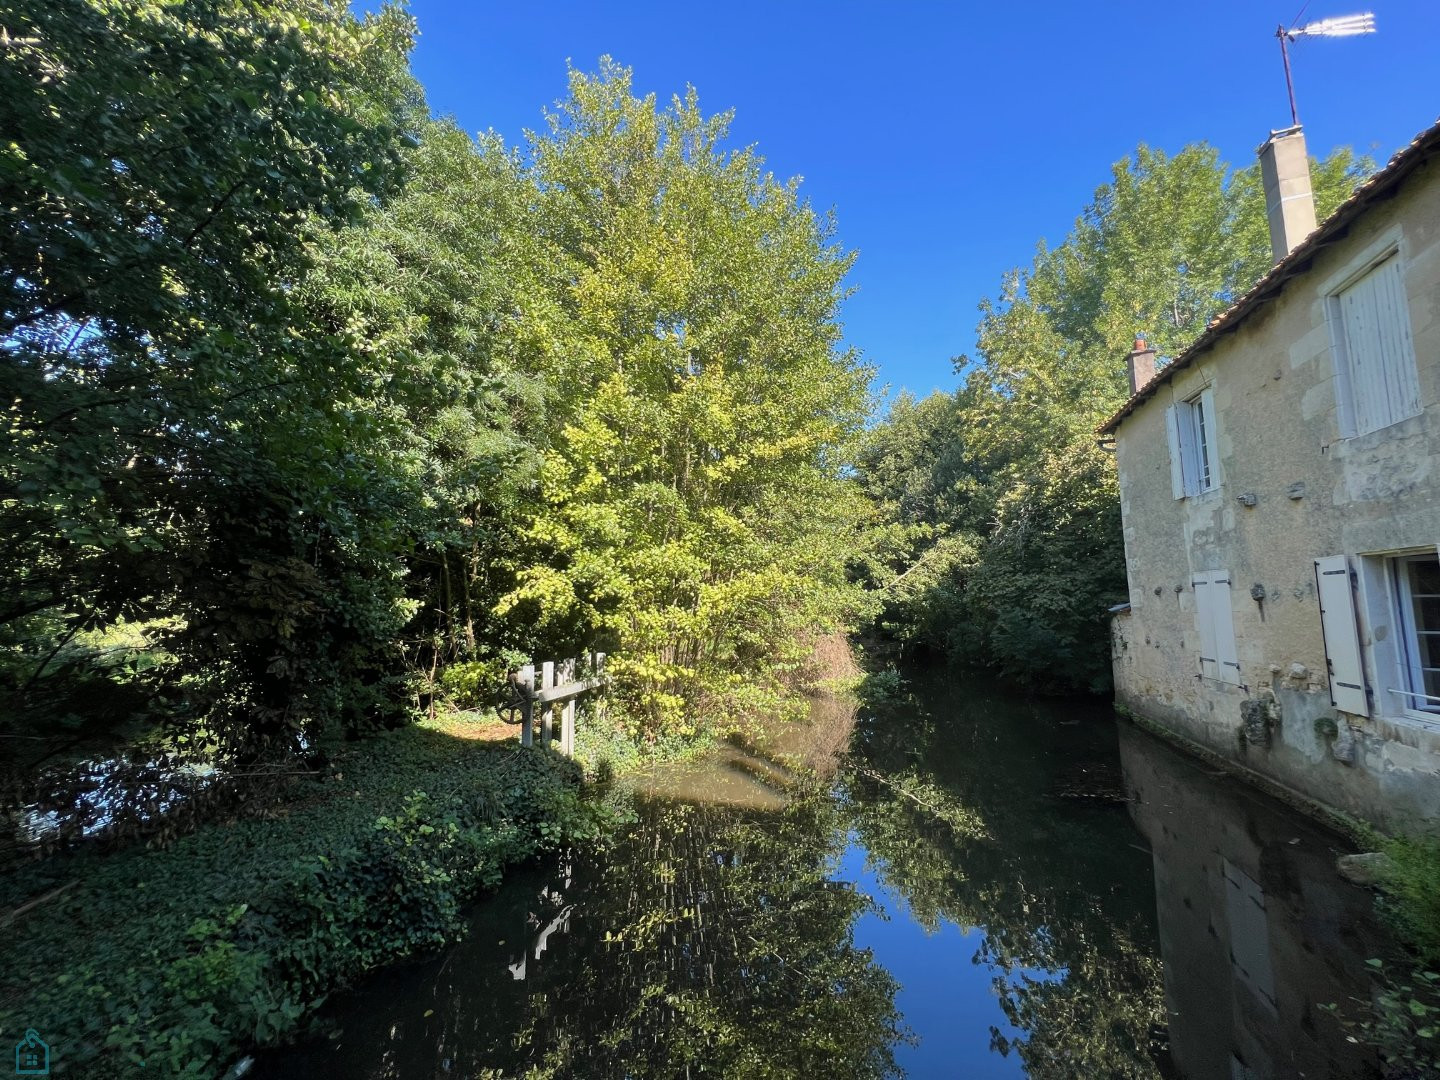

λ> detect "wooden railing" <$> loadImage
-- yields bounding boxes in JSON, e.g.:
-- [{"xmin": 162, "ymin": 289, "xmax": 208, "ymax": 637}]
[{"xmin": 506, "ymin": 653, "xmax": 607, "ymax": 758}]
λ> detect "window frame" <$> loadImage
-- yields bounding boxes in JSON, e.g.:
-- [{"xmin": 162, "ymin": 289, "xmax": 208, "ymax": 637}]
[
  {"xmin": 1390, "ymin": 553, "xmax": 1440, "ymax": 717},
  {"xmin": 1352, "ymin": 548, "xmax": 1440, "ymax": 729},
  {"xmin": 1166, "ymin": 386, "xmax": 1218, "ymax": 500}
]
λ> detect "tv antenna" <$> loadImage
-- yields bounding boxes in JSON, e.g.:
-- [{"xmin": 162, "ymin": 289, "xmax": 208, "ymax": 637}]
[{"xmin": 1276, "ymin": 12, "xmax": 1376, "ymax": 126}]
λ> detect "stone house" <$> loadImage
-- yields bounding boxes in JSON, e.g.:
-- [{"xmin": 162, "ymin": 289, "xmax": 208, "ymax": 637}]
[{"xmin": 1100, "ymin": 119, "xmax": 1440, "ymax": 832}]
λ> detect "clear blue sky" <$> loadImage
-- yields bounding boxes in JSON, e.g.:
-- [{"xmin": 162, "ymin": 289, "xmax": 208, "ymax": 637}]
[{"xmin": 386, "ymin": 1, "xmax": 1439, "ymax": 400}]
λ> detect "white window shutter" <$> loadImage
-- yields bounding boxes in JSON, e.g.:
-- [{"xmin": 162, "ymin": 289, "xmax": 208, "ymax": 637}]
[
  {"xmin": 1193, "ymin": 573, "xmax": 1219, "ymax": 680},
  {"xmin": 1166, "ymin": 405, "xmax": 1186, "ymax": 499},
  {"xmin": 1338, "ymin": 255, "xmax": 1421, "ymax": 435},
  {"xmin": 1342, "ymin": 274, "xmax": 1380, "ymax": 435},
  {"xmin": 1314, "ymin": 555, "xmax": 1370, "ymax": 717},
  {"xmin": 1372, "ymin": 256, "xmax": 1421, "ymax": 424},
  {"xmin": 1210, "ymin": 572, "xmax": 1240, "ymax": 684}
]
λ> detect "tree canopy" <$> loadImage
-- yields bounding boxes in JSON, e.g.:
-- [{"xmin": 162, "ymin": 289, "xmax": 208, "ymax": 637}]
[{"xmin": 2, "ymin": 10, "xmax": 874, "ymax": 816}]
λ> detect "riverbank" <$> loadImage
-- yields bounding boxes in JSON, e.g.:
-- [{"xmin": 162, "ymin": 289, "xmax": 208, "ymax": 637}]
[{"xmin": 0, "ymin": 718, "xmax": 610, "ymax": 1079}]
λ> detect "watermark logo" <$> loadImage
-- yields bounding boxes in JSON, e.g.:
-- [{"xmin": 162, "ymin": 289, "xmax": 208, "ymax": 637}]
[{"xmin": 14, "ymin": 1029, "xmax": 48, "ymax": 1075}]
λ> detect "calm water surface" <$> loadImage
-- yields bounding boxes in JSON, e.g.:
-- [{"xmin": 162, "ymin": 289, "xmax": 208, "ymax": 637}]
[{"xmin": 258, "ymin": 670, "xmax": 1387, "ymax": 1079}]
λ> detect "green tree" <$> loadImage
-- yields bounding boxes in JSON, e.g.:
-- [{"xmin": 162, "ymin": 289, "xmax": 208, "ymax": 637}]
[
  {"xmin": 498, "ymin": 62, "xmax": 873, "ymax": 735},
  {"xmin": 298, "ymin": 116, "xmax": 557, "ymax": 694},
  {"xmin": 1, "ymin": 0, "xmax": 421, "ymax": 763}
]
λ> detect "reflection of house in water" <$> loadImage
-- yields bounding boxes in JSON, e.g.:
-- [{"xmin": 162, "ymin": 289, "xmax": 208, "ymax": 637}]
[{"xmin": 1118, "ymin": 723, "xmax": 1384, "ymax": 1080}]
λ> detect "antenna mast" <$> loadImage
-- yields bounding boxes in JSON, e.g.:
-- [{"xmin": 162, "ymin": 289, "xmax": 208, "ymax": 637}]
[{"xmin": 1275, "ymin": 12, "xmax": 1376, "ymax": 127}]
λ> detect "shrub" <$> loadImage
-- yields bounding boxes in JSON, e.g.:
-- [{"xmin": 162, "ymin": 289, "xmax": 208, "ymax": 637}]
[{"xmin": 0, "ymin": 725, "xmax": 607, "ymax": 1078}]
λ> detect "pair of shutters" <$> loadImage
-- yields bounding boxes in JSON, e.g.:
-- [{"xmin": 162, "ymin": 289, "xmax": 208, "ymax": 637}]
[
  {"xmin": 1314, "ymin": 555, "xmax": 1370, "ymax": 717},
  {"xmin": 1192, "ymin": 560, "xmax": 1370, "ymax": 715},
  {"xmin": 1192, "ymin": 571, "xmax": 1240, "ymax": 684}
]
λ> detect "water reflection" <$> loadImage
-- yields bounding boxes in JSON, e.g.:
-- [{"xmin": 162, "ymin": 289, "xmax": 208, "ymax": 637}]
[
  {"xmin": 846, "ymin": 673, "xmax": 1170, "ymax": 1078},
  {"xmin": 258, "ymin": 676, "xmax": 1391, "ymax": 1079},
  {"xmin": 263, "ymin": 764, "xmax": 907, "ymax": 1077},
  {"xmin": 1118, "ymin": 724, "xmax": 1384, "ymax": 1080}
]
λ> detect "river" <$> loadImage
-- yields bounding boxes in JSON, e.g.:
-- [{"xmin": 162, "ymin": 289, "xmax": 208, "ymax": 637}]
[{"xmin": 256, "ymin": 668, "xmax": 1389, "ymax": 1079}]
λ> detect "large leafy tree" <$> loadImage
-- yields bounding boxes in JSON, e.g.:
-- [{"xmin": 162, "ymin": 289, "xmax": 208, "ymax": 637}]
[
  {"xmin": 0, "ymin": 0, "xmax": 421, "ymax": 759},
  {"xmin": 298, "ymin": 118, "xmax": 555, "ymax": 690},
  {"xmin": 498, "ymin": 62, "xmax": 873, "ymax": 734}
]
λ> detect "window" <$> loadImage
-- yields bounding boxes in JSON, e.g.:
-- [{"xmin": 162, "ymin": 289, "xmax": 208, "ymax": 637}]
[
  {"xmin": 1328, "ymin": 251, "xmax": 1421, "ymax": 437},
  {"xmin": 1166, "ymin": 388, "xmax": 1217, "ymax": 499},
  {"xmin": 1193, "ymin": 569, "xmax": 1239, "ymax": 684},
  {"xmin": 1391, "ymin": 553, "xmax": 1440, "ymax": 715}
]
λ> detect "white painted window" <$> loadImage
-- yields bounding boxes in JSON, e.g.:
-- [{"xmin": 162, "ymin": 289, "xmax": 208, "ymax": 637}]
[
  {"xmin": 1328, "ymin": 251, "xmax": 1421, "ymax": 437},
  {"xmin": 1166, "ymin": 387, "xmax": 1217, "ymax": 499},
  {"xmin": 1389, "ymin": 553, "xmax": 1440, "ymax": 715},
  {"xmin": 1193, "ymin": 570, "xmax": 1240, "ymax": 684}
]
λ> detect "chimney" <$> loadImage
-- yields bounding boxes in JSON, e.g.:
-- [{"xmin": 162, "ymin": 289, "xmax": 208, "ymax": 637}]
[
  {"xmin": 1258, "ymin": 126, "xmax": 1317, "ymax": 262},
  {"xmin": 1127, "ymin": 335, "xmax": 1157, "ymax": 394}
]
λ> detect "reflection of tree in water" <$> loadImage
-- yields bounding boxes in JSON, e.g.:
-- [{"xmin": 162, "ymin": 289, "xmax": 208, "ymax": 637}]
[
  {"xmin": 503, "ymin": 790, "xmax": 907, "ymax": 1079},
  {"xmin": 842, "ymin": 685, "xmax": 1171, "ymax": 1078}
]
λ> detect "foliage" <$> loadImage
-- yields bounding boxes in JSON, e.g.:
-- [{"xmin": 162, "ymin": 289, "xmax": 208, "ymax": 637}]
[
  {"xmin": 496, "ymin": 61, "xmax": 874, "ymax": 737},
  {"xmin": 297, "ymin": 116, "xmax": 553, "ymax": 685},
  {"xmin": 1337, "ymin": 961, "xmax": 1440, "ymax": 1080},
  {"xmin": 858, "ymin": 142, "xmax": 1371, "ymax": 693},
  {"xmin": 0, "ymin": 724, "xmax": 604, "ymax": 1078},
  {"xmin": 1382, "ymin": 834, "xmax": 1440, "ymax": 967},
  {"xmin": 1358, "ymin": 835, "xmax": 1440, "ymax": 1077},
  {"xmin": 4, "ymin": 27, "xmax": 874, "ymax": 812},
  {"xmin": 1, "ymin": 0, "xmax": 424, "ymax": 770}
]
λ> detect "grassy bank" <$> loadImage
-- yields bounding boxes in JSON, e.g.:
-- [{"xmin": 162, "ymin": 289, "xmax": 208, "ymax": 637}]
[{"xmin": 0, "ymin": 721, "xmax": 611, "ymax": 1079}]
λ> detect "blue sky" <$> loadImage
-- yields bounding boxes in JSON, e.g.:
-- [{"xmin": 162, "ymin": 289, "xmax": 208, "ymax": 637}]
[{"xmin": 386, "ymin": 1, "xmax": 1439, "ymax": 400}]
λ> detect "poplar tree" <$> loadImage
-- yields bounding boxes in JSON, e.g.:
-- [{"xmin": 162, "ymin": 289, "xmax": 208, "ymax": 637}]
[{"xmin": 498, "ymin": 62, "xmax": 873, "ymax": 733}]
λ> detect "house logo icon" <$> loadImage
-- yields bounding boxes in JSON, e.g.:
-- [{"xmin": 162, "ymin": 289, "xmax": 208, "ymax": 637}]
[{"xmin": 14, "ymin": 1029, "xmax": 49, "ymax": 1075}]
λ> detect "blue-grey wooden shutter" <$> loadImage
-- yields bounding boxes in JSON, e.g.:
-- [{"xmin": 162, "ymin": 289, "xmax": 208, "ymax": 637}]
[
  {"xmin": 1193, "ymin": 572, "xmax": 1219, "ymax": 680},
  {"xmin": 1165, "ymin": 405, "xmax": 1186, "ymax": 499},
  {"xmin": 1211, "ymin": 572, "xmax": 1240, "ymax": 684},
  {"xmin": 1314, "ymin": 555, "xmax": 1370, "ymax": 717}
]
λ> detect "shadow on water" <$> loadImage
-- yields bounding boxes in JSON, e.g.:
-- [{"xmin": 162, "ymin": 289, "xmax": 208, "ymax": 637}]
[{"xmin": 256, "ymin": 669, "xmax": 1389, "ymax": 1079}]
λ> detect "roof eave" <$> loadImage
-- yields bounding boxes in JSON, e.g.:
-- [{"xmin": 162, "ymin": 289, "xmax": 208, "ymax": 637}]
[{"xmin": 1097, "ymin": 118, "xmax": 1440, "ymax": 437}]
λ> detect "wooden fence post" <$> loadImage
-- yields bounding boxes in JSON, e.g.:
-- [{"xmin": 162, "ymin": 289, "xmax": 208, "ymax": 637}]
[
  {"xmin": 540, "ymin": 661, "xmax": 555, "ymax": 748},
  {"xmin": 559, "ymin": 656, "xmax": 577, "ymax": 757},
  {"xmin": 518, "ymin": 664, "xmax": 535, "ymax": 747}
]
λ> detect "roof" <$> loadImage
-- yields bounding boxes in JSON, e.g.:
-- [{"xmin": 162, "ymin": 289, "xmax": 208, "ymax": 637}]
[{"xmin": 1098, "ymin": 117, "xmax": 1440, "ymax": 435}]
